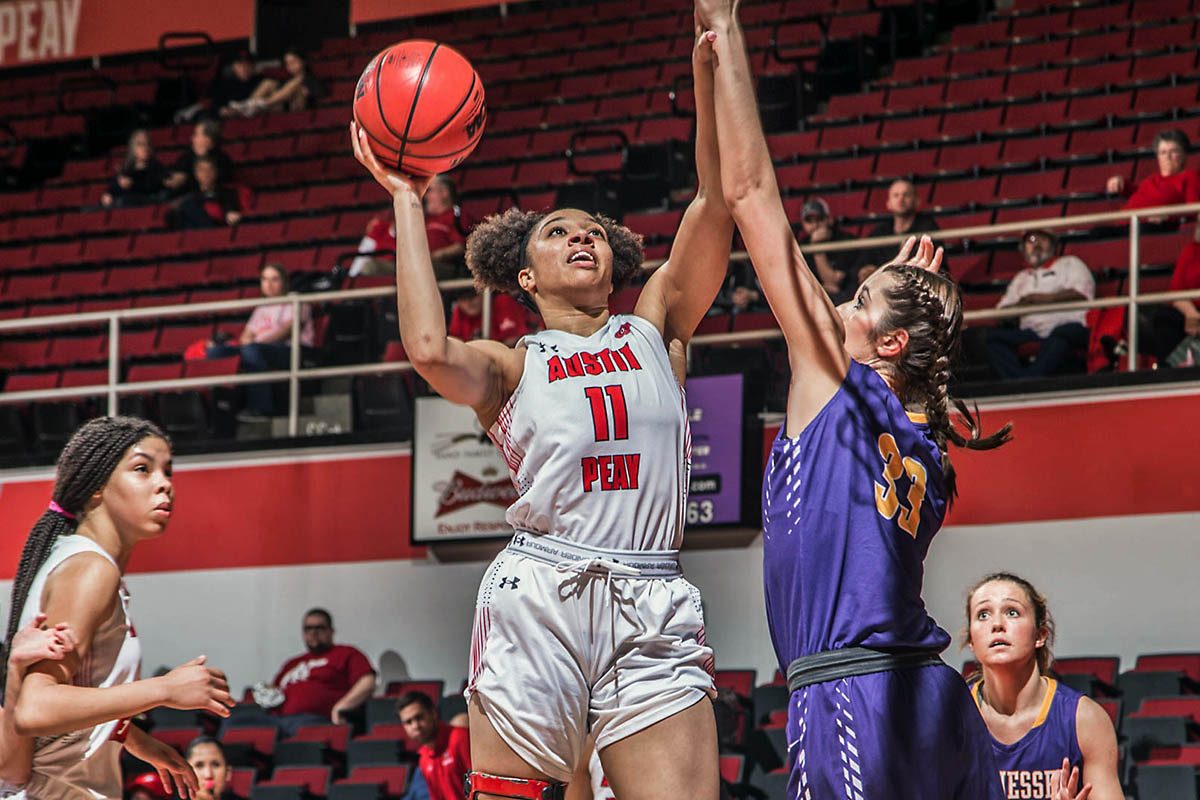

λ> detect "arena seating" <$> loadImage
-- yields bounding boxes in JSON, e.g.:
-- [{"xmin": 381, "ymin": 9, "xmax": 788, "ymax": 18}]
[{"xmin": 1, "ymin": 0, "xmax": 1198, "ymax": 458}]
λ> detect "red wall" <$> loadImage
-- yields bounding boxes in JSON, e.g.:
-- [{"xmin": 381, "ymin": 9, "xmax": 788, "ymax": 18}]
[{"xmin": 2, "ymin": 389, "xmax": 1196, "ymax": 580}]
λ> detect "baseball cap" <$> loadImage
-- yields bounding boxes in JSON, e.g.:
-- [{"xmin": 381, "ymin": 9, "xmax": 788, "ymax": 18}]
[{"xmin": 801, "ymin": 198, "xmax": 831, "ymax": 220}]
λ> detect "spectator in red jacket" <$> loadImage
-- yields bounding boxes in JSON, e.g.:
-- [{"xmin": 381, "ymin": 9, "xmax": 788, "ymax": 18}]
[
  {"xmin": 350, "ymin": 178, "xmax": 473, "ymax": 278},
  {"xmin": 1107, "ymin": 129, "xmax": 1200, "ymax": 359},
  {"xmin": 397, "ymin": 692, "xmax": 470, "ymax": 800},
  {"xmin": 447, "ymin": 290, "xmax": 535, "ymax": 347},
  {"xmin": 268, "ymin": 609, "xmax": 376, "ymax": 736}
]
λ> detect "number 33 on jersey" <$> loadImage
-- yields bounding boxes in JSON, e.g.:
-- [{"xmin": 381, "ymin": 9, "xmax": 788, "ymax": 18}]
[{"xmin": 874, "ymin": 433, "xmax": 929, "ymax": 538}]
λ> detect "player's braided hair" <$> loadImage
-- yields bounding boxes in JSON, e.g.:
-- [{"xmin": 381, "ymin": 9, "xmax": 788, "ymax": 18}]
[
  {"xmin": 964, "ymin": 572, "xmax": 1056, "ymax": 675},
  {"xmin": 465, "ymin": 207, "xmax": 644, "ymax": 307},
  {"xmin": 876, "ymin": 265, "xmax": 1012, "ymax": 502},
  {"xmin": 1, "ymin": 416, "xmax": 168, "ymax": 695}
]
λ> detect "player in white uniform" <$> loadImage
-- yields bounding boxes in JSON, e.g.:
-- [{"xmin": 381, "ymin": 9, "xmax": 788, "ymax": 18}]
[
  {"xmin": 1, "ymin": 417, "xmax": 235, "ymax": 800},
  {"xmin": 350, "ymin": 25, "xmax": 734, "ymax": 800}
]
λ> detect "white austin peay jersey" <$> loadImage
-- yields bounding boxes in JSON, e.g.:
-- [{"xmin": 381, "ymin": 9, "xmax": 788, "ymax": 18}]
[
  {"xmin": 16, "ymin": 535, "xmax": 141, "ymax": 800},
  {"xmin": 489, "ymin": 313, "xmax": 691, "ymax": 551}
]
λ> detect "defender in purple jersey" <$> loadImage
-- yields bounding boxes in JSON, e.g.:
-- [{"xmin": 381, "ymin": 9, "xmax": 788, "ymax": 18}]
[
  {"xmin": 698, "ymin": 0, "xmax": 1012, "ymax": 795},
  {"xmin": 966, "ymin": 574, "xmax": 1121, "ymax": 800}
]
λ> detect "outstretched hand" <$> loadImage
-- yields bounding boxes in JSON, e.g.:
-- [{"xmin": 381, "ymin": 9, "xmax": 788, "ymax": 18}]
[
  {"xmin": 884, "ymin": 234, "xmax": 944, "ymax": 275},
  {"xmin": 349, "ymin": 121, "xmax": 434, "ymax": 200},
  {"xmin": 1052, "ymin": 758, "xmax": 1093, "ymax": 800}
]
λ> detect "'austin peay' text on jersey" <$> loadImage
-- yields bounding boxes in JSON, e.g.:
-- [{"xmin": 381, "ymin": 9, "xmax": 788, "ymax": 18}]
[{"xmin": 489, "ymin": 314, "xmax": 690, "ymax": 551}]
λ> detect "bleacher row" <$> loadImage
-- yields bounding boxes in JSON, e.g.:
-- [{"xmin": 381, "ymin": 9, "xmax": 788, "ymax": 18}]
[
  {"xmin": 135, "ymin": 656, "xmax": 1200, "ymax": 800},
  {"xmin": 1, "ymin": 0, "xmax": 1198, "ymax": 458}
]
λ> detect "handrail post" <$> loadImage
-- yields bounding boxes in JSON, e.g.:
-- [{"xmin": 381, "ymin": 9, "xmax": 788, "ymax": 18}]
[
  {"xmin": 1127, "ymin": 215, "xmax": 1140, "ymax": 372},
  {"xmin": 481, "ymin": 286, "xmax": 493, "ymax": 341},
  {"xmin": 288, "ymin": 296, "xmax": 301, "ymax": 437},
  {"xmin": 107, "ymin": 316, "xmax": 120, "ymax": 416}
]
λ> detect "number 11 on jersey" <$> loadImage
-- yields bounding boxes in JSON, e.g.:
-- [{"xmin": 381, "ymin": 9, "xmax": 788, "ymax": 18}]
[
  {"xmin": 580, "ymin": 385, "xmax": 640, "ymax": 493},
  {"xmin": 585, "ymin": 385, "xmax": 628, "ymax": 442}
]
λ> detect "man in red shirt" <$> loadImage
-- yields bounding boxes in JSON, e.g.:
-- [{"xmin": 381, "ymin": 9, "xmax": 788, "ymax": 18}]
[
  {"xmin": 447, "ymin": 291, "xmax": 536, "ymax": 347},
  {"xmin": 269, "ymin": 609, "xmax": 376, "ymax": 736},
  {"xmin": 349, "ymin": 178, "xmax": 474, "ymax": 279},
  {"xmin": 397, "ymin": 692, "xmax": 470, "ymax": 800}
]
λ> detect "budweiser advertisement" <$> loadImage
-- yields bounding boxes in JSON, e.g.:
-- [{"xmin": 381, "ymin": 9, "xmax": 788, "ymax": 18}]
[{"xmin": 411, "ymin": 397, "xmax": 516, "ymax": 542}]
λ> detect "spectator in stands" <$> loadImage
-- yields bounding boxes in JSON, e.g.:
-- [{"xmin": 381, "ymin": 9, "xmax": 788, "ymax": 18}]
[
  {"xmin": 267, "ymin": 609, "xmax": 375, "ymax": 736},
  {"xmin": 797, "ymin": 197, "xmax": 857, "ymax": 304},
  {"xmin": 100, "ymin": 130, "xmax": 166, "ymax": 208},
  {"xmin": 397, "ymin": 692, "xmax": 470, "ymax": 800},
  {"xmin": 350, "ymin": 178, "xmax": 473, "ymax": 279},
  {"xmin": 1107, "ymin": 129, "xmax": 1200, "ymax": 363},
  {"xmin": 164, "ymin": 120, "xmax": 235, "ymax": 196},
  {"xmin": 206, "ymin": 263, "xmax": 314, "ymax": 418},
  {"xmin": 987, "ymin": 229, "xmax": 1095, "ymax": 379},
  {"xmin": 852, "ymin": 179, "xmax": 939, "ymax": 283},
  {"xmin": 714, "ymin": 261, "xmax": 766, "ymax": 315},
  {"xmin": 225, "ymin": 48, "xmax": 326, "ymax": 117},
  {"xmin": 185, "ymin": 737, "xmax": 231, "ymax": 800},
  {"xmin": 447, "ymin": 290, "xmax": 535, "ymax": 347},
  {"xmin": 174, "ymin": 156, "xmax": 242, "ymax": 229},
  {"xmin": 213, "ymin": 51, "xmax": 261, "ymax": 118}
]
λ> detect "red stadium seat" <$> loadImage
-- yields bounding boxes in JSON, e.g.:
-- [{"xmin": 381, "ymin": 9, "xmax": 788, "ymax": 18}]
[
  {"xmin": 945, "ymin": 75, "xmax": 1006, "ymax": 107},
  {"xmin": 929, "ymin": 176, "xmax": 998, "ymax": 209},
  {"xmin": 157, "ymin": 324, "xmax": 215, "ymax": 355},
  {"xmin": 767, "ymin": 131, "xmax": 821, "ymax": 162},
  {"xmin": 879, "ymin": 115, "xmax": 942, "ymax": 145},
  {"xmin": 997, "ymin": 169, "xmax": 1066, "ymax": 202},
  {"xmin": 342, "ymin": 766, "xmax": 410, "ymax": 798},
  {"xmin": 889, "ymin": 54, "xmax": 949, "ymax": 84},
  {"xmin": 47, "ymin": 335, "xmax": 106, "ymax": 366},
  {"xmin": 60, "ymin": 368, "xmax": 109, "ymax": 388},
  {"xmin": 4, "ymin": 371, "xmax": 59, "ymax": 392},
  {"xmin": 183, "ymin": 357, "xmax": 240, "ymax": 378},
  {"xmin": 1005, "ymin": 68, "xmax": 1069, "ymax": 102},
  {"xmin": 126, "ymin": 362, "xmax": 184, "ymax": 383},
  {"xmin": 263, "ymin": 767, "xmax": 331, "ymax": 798},
  {"xmin": 940, "ymin": 107, "xmax": 1003, "ymax": 139},
  {"xmin": 886, "ymin": 84, "xmax": 946, "ymax": 111},
  {"xmin": 824, "ymin": 90, "xmax": 886, "ymax": 120},
  {"xmin": 875, "ymin": 149, "xmax": 938, "ymax": 180},
  {"xmin": 950, "ymin": 20, "xmax": 1009, "ymax": 48},
  {"xmin": 222, "ymin": 726, "xmax": 278, "ymax": 756},
  {"xmin": 1133, "ymin": 51, "xmax": 1199, "ymax": 83},
  {"xmin": 811, "ymin": 155, "xmax": 875, "ymax": 186},
  {"xmin": 153, "ymin": 727, "xmax": 203, "ymax": 753},
  {"xmin": 1133, "ymin": 698, "xmax": 1200, "ymax": 724},
  {"xmin": 1135, "ymin": 84, "xmax": 1200, "ymax": 115},
  {"xmin": 1136, "ymin": 654, "xmax": 1200, "ymax": 683},
  {"xmin": 1068, "ymin": 32, "xmax": 1131, "ymax": 60},
  {"xmin": 1069, "ymin": 60, "xmax": 1132, "ymax": 90},
  {"xmin": 1070, "ymin": 125, "xmax": 1139, "ymax": 157},
  {"xmin": 714, "ymin": 669, "xmax": 756, "ymax": 698},
  {"xmin": 815, "ymin": 122, "xmax": 881, "ymax": 152},
  {"xmin": 5, "ymin": 272, "xmax": 56, "ymax": 302},
  {"xmin": 1070, "ymin": 4, "xmax": 1130, "ymax": 31},
  {"xmin": 1010, "ymin": 11, "xmax": 1070, "ymax": 38},
  {"xmin": 1008, "ymin": 39, "xmax": 1070, "ymax": 68},
  {"xmin": 1000, "ymin": 133, "xmax": 1069, "ymax": 165},
  {"xmin": 31, "ymin": 240, "xmax": 84, "ymax": 269},
  {"xmin": 1003, "ymin": 100, "xmax": 1069, "ymax": 132},
  {"xmin": 948, "ymin": 48, "xmax": 1008, "ymax": 76},
  {"xmin": 937, "ymin": 142, "xmax": 1002, "ymax": 173}
]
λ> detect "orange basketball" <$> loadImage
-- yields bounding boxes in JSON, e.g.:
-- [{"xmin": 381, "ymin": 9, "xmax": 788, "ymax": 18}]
[{"xmin": 353, "ymin": 40, "xmax": 487, "ymax": 177}]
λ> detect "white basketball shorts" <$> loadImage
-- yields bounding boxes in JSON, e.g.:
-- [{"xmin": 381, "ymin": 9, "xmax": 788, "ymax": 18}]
[{"xmin": 464, "ymin": 532, "xmax": 716, "ymax": 783}]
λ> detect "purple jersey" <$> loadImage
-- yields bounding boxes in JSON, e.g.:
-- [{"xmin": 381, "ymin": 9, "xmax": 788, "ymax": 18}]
[
  {"xmin": 973, "ymin": 678, "xmax": 1085, "ymax": 799},
  {"xmin": 762, "ymin": 360, "xmax": 951, "ymax": 667}
]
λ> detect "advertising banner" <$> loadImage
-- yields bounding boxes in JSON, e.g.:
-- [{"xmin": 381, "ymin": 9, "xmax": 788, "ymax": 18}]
[
  {"xmin": 352, "ymin": 0, "xmax": 535, "ymax": 25},
  {"xmin": 685, "ymin": 373, "xmax": 745, "ymax": 526},
  {"xmin": 411, "ymin": 396, "xmax": 515, "ymax": 542},
  {"xmin": 0, "ymin": 0, "xmax": 253, "ymax": 67}
]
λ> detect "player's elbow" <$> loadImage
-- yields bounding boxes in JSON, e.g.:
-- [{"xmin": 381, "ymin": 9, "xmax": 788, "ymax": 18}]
[
  {"xmin": 402, "ymin": 333, "xmax": 449, "ymax": 370},
  {"xmin": 11, "ymin": 701, "xmax": 49, "ymax": 739},
  {"xmin": 722, "ymin": 176, "xmax": 776, "ymax": 221}
]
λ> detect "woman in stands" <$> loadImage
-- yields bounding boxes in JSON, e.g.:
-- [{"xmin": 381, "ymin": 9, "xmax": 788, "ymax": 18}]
[
  {"xmin": 696, "ymin": 0, "xmax": 1010, "ymax": 796},
  {"xmin": 965, "ymin": 573, "xmax": 1121, "ymax": 800},
  {"xmin": 185, "ymin": 736, "xmax": 233, "ymax": 800},
  {"xmin": 2, "ymin": 416, "xmax": 235, "ymax": 800},
  {"xmin": 100, "ymin": 129, "xmax": 167, "ymax": 208},
  {"xmin": 350, "ymin": 25, "xmax": 732, "ymax": 800}
]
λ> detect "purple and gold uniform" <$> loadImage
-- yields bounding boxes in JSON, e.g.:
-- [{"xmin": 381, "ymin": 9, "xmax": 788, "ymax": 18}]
[
  {"xmin": 762, "ymin": 361, "xmax": 1003, "ymax": 799},
  {"xmin": 973, "ymin": 678, "xmax": 1084, "ymax": 799}
]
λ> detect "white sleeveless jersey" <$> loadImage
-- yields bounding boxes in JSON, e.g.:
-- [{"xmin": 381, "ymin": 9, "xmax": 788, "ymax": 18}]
[
  {"xmin": 17, "ymin": 536, "xmax": 141, "ymax": 800},
  {"xmin": 489, "ymin": 314, "xmax": 691, "ymax": 551}
]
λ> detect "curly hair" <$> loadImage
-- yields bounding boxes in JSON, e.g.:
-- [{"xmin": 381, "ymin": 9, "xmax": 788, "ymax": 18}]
[
  {"xmin": 464, "ymin": 208, "xmax": 644, "ymax": 303},
  {"xmin": 875, "ymin": 265, "xmax": 1012, "ymax": 502}
]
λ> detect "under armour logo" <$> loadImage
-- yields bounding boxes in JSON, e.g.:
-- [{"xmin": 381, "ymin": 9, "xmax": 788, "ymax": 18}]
[
  {"xmin": 498, "ymin": 576, "xmax": 521, "ymax": 589},
  {"xmin": 513, "ymin": 534, "xmax": 526, "ymax": 547},
  {"xmin": 615, "ymin": 322, "xmax": 632, "ymax": 338}
]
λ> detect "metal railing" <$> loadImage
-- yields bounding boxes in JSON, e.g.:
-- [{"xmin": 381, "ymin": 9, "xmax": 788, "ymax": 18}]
[{"xmin": 2, "ymin": 202, "xmax": 1199, "ymax": 437}]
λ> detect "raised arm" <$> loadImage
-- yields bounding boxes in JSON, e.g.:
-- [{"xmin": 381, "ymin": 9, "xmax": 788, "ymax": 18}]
[
  {"xmin": 701, "ymin": 1, "xmax": 850, "ymax": 425},
  {"xmin": 351, "ymin": 123, "xmax": 521, "ymax": 424},
  {"xmin": 634, "ymin": 23, "xmax": 735, "ymax": 352}
]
